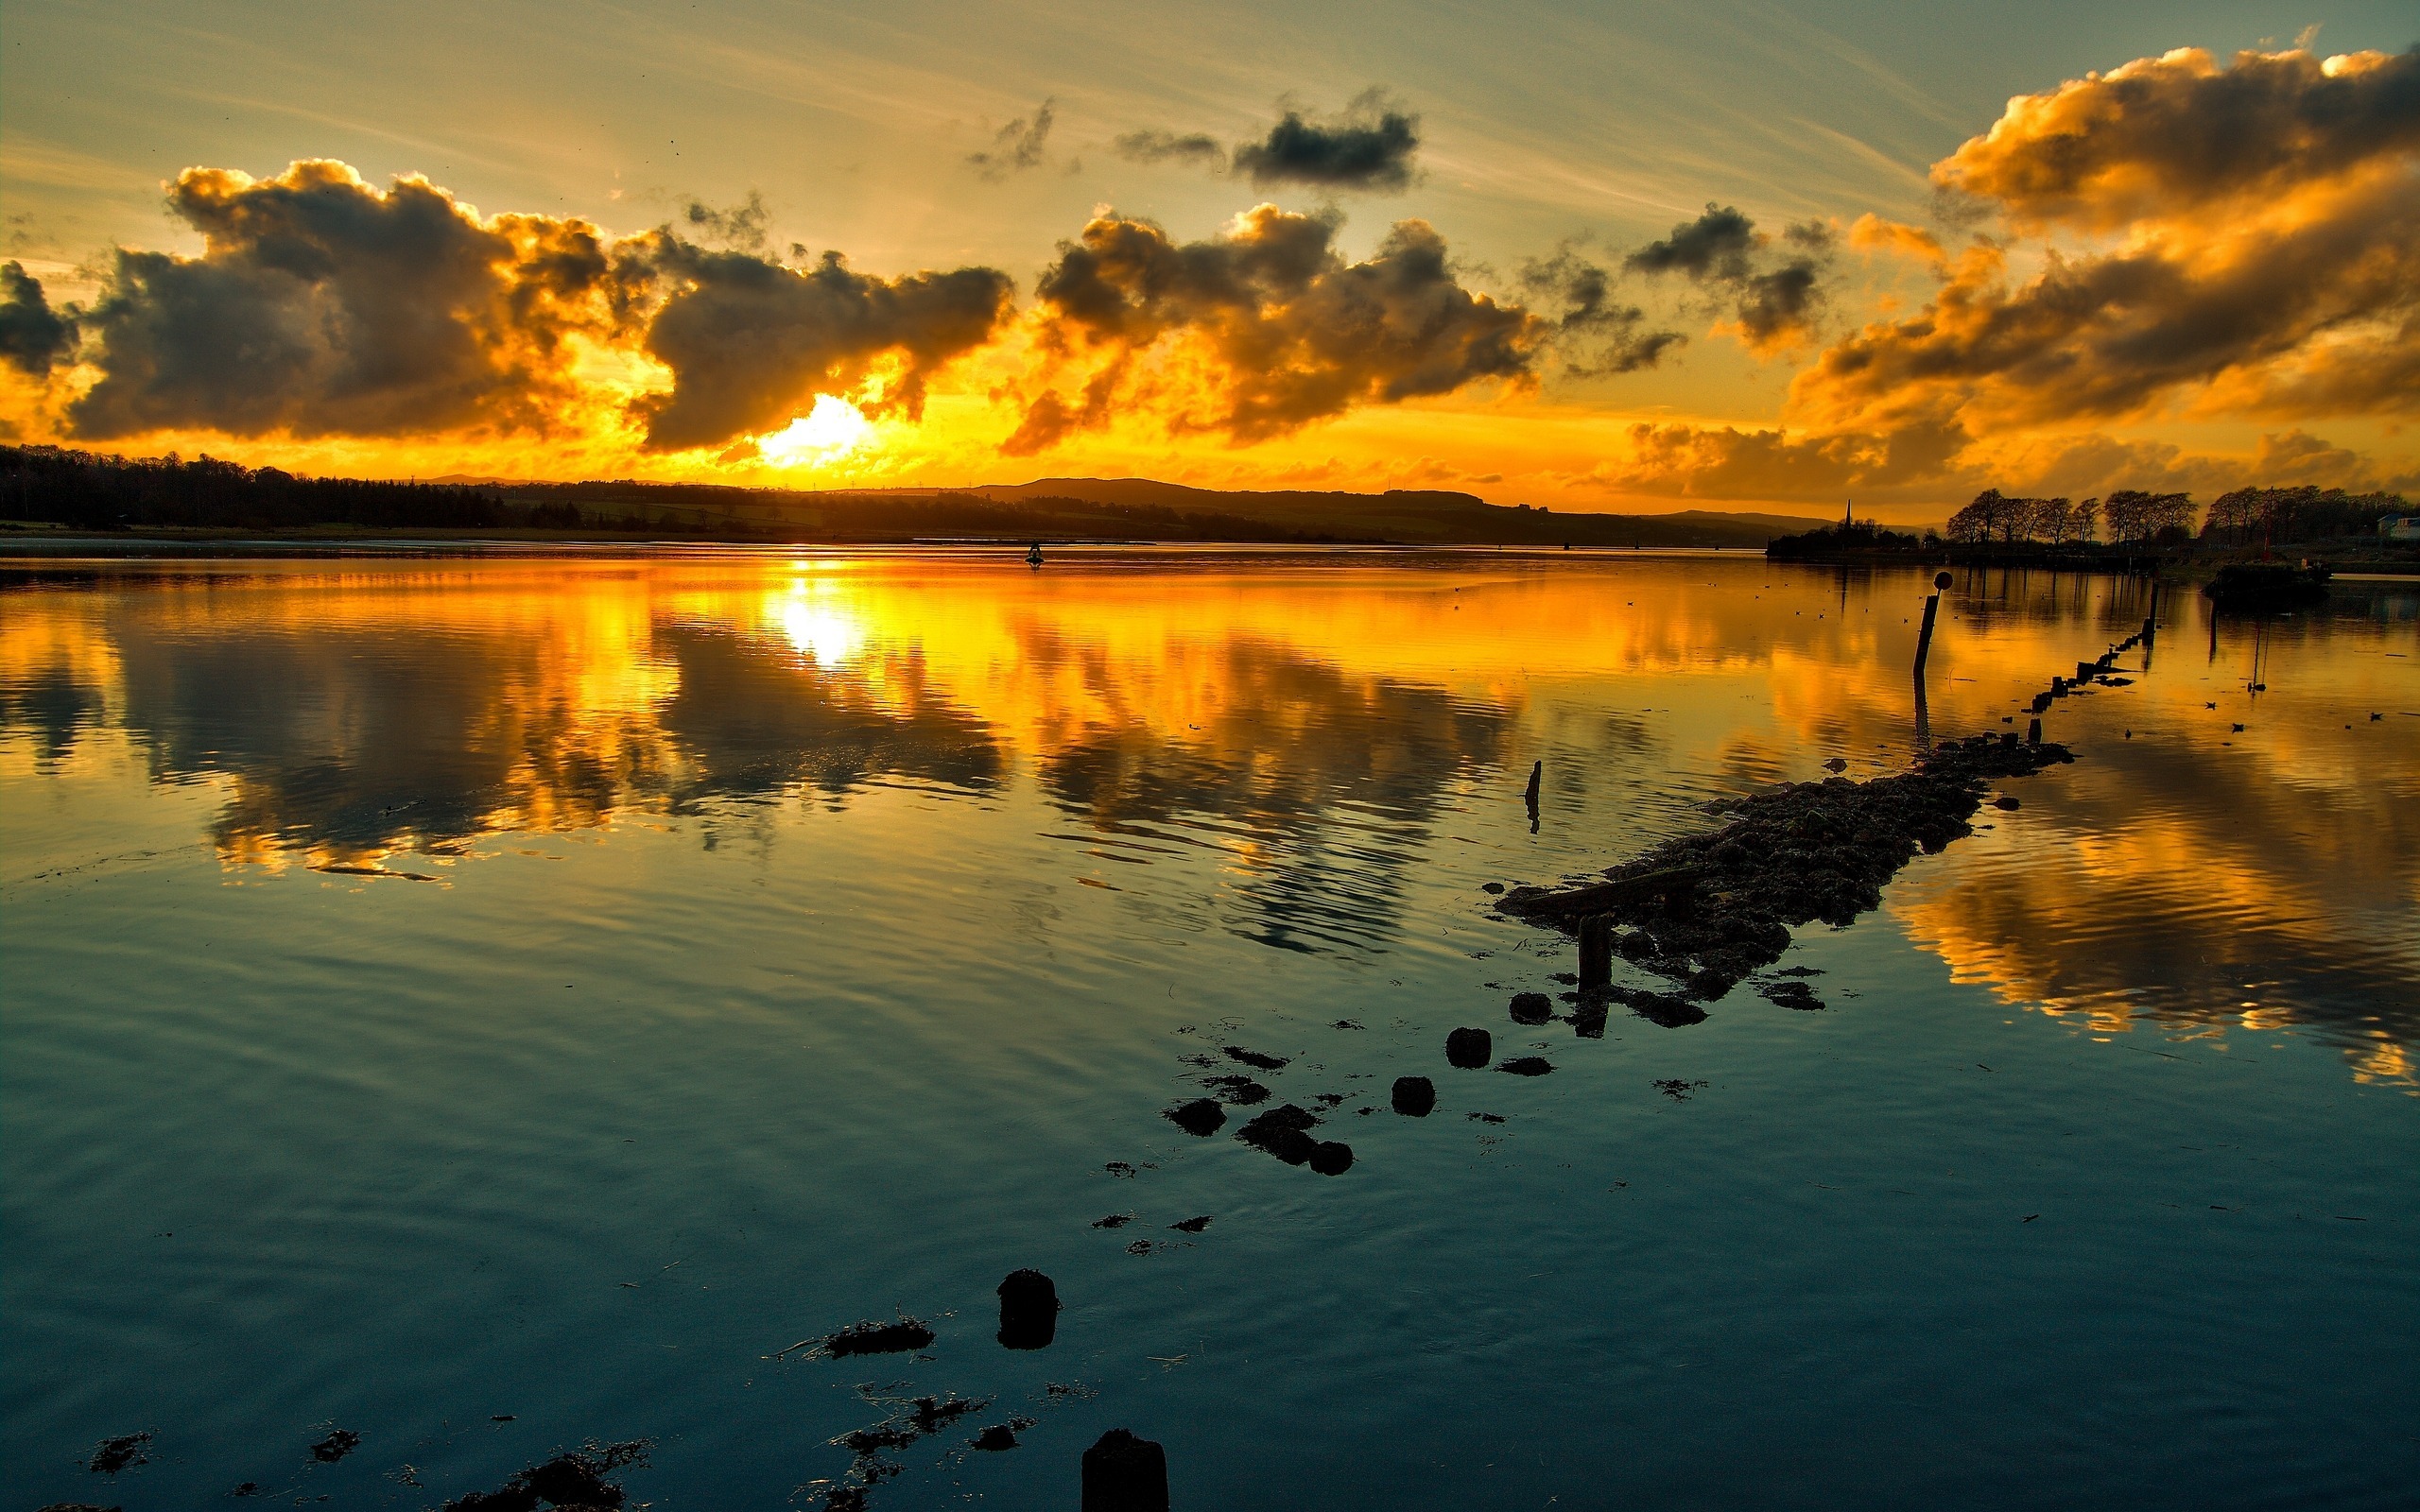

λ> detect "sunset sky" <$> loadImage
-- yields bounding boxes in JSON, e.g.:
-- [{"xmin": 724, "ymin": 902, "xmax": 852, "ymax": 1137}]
[{"xmin": 3, "ymin": 0, "xmax": 2415, "ymax": 522}]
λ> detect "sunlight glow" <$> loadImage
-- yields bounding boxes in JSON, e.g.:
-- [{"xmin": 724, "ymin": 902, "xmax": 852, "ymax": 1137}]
[{"xmin": 759, "ymin": 396, "xmax": 874, "ymax": 468}]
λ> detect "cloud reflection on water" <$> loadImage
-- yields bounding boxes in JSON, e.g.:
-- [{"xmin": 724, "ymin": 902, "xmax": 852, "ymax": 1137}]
[{"xmin": 0, "ymin": 552, "xmax": 2411, "ymax": 1084}]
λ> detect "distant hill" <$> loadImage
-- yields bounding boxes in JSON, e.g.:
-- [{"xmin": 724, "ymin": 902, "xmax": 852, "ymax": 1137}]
[
  {"xmin": 2, "ymin": 447, "xmax": 1832, "ymax": 545},
  {"xmin": 960, "ymin": 477, "xmax": 1826, "ymax": 546}
]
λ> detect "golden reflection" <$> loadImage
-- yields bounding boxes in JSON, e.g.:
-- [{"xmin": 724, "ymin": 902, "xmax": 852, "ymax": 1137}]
[{"xmin": 2, "ymin": 555, "xmax": 2412, "ymax": 1076}]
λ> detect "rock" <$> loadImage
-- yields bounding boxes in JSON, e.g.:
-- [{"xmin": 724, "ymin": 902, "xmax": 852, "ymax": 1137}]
[
  {"xmin": 1221, "ymin": 1045, "xmax": 1289, "ymax": 1070},
  {"xmin": 823, "ymin": 1317, "xmax": 936, "ymax": 1356},
  {"xmin": 1446, "ymin": 1027, "xmax": 1493, "ymax": 1068},
  {"xmin": 1611, "ymin": 986, "xmax": 1707, "ymax": 1028},
  {"xmin": 85, "ymin": 1434, "xmax": 151, "ymax": 1474},
  {"xmin": 1169, "ymin": 1215, "xmax": 1212, "ymax": 1233},
  {"xmin": 1092, "ymin": 1213, "xmax": 1134, "ymax": 1228},
  {"xmin": 998, "ymin": 1270, "xmax": 1060, "ymax": 1350},
  {"xmin": 972, "ymin": 1424, "xmax": 1019, "ymax": 1452},
  {"xmin": 1497, "ymin": 1057, "xmax": 1554, "ymax": 1076},
  {"xmin": 1163, "ymin": 1098, "xmax": 1225, "ymax": 1137},
  {"xmin": 1993, "ymin": 795, "xmax": 2020, "ymax": 811},
  {"xmin": 309, "ymin": 1428, "xmax": 360, "ymax": 1463},
  {"xmin": 1758, "ymin": 980, "xmax": 1825, "ymax": 1011},
  {"xmin": 1391, "ymin": 1075, "xmax": 1436, "ymax": 1115},
  {"xmin": 1481, "ymin": 881, "xmax": 1506, "ymax": 894},
  {"xmin": 1308, "ymin": 1141, "xmax": 1355, "ymax": 1175},
  {"xmin": 1509, "ymin": 992, "xmax": 1553, "ymax": 1024},
  {"xmin": 1201, "ymin": 1074, "xmax": 1269, "ymax": 1106},
  {"xmin": 443, "ymin": 1443, "xmax": 648, "ymax": 1512},
  {"xmin": 1081, "ymin": 1428, "xmax": 1170, "ymax": 1512},
  {"xmin": 1822, "ymin": 757, "xmax": 1847, "ymax": 772},
  {"xmin": 1236, "ymin": 1104, "xmax": 1322, "ymax": 1164}
]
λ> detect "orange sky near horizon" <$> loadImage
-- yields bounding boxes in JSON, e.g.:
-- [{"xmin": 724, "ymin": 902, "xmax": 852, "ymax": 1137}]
[{"xmin": 2, "ymin": 4, "xmax": 2414, "ymax": 525}]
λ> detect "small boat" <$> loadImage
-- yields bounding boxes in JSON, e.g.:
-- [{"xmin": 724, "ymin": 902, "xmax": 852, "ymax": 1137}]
[
  {"xmin": 1026, "ymin": 541, "xmax": 1045, "ymax": 567},
  {"xmin": 2203, "ymin": 561, "xmax": 2331, "ymax": 611}
]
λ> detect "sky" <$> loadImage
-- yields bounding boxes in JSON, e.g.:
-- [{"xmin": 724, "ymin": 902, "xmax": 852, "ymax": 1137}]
[{"xmin": 1, "ymin": 0, "xmax": 2415, "ymax": 522}]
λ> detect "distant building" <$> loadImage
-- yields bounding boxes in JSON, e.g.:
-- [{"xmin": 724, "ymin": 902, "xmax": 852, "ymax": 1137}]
[{"xmin": 2381, "ymin": 515, "xmax": 2420, "ymax": 541}]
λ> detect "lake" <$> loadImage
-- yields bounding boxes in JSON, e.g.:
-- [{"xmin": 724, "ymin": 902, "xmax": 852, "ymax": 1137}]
[{"xmin": 3, "ymin": 548, "xmax": 2414, "ymax": 1509}]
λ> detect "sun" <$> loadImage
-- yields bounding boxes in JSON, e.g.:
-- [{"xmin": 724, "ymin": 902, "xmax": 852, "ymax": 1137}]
[{"xmin": 758, "ymin": 395, "xmax": 874, "ymax": 468}]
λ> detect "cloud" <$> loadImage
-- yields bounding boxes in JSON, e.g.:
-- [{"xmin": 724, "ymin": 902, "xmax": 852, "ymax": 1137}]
[
  {"xmin": 1791, "ymin": 46, "xmax": 2420, "ymax": 436},
  {"xmin": 42, "ymin": 160, "xmax": 1014, "ymax": 455},
  {"xmin": 679, "ymin": 192, "xmax": 771, "ymax": 252},
  {"xmin": 1623, "ymin": 204, "xmax": 1830, "ymax": 354},
  {"xmin": 67, "ymin": 161, "xmax": 613, "ymax": 439},
  {"xmin": 1934, "ymin": 44, "xmax": 2420, "ymax": 231},
  {"xmin": 1517, "ymin": 246, "xmax": 1685, "ymax": 374},
  {"xmin": 967, "ymin": 100, "xmax": 1056, "ymax": 181},
  {"xmin": 1007, "ymin": 204, "xmax": 1539, "ymax": 453},
  {"xmin": 1846, "ymin": 214, "xmax": 1948, "ymax": 273},
  {"xmin": 625, "ymin": 239, "xmax": 1013, "ymax": 451},
  {"xmin": 1114, "ymin": 129, "xmax": 1225, "ymax": 168},
  {"xmin": 0, "ymin": 261, "xmax": 76, "ymax": 377},
  {"xmin": 1231, "ymin": 92, "xmax": 1420, "ymax": 193}
]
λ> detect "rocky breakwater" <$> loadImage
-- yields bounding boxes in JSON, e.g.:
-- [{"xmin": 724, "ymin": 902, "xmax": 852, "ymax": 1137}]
[{"xmin": 1496, "ymin": 733, "xmax": 2074, "ymax": 1006}]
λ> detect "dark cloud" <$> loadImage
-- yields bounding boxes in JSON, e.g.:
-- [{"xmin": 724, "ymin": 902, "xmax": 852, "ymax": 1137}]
[
  {"xmin": 1009, "ymin": 205, "xmax": 1538, "ymax": 452},
  {"xmin": 626, "ymin": 239, "xmax": 1013, "ymax": 451},
  {"xmin": 967, "ymin": 100, "xmax": 1057, "ymax": 181},
  {"xmin": 680, "ymin": 192, "xmax": 770, "ymax": 252},
  {"xmin": 66, "ymin": 162, "xmax": 611, "ymax": 439},
  {"xmin": 1936, "ymin": 45, "xmax": 2420, "ymax": 229},
  {"xmin": 1113, "ymin": 129, "xmax": 1226, "ymax": 168},
  {"xmin": 0, "ymin": 262, "xmax": 77, "ymax": 378},
  {"xmin": 1517, "ymin": 247, "xmax": 1685, "ymax": 374},
  {"xmin": 1623, "ymin": 205, "xmax": 1828, "ymax": 353},
  {"xmin": 1231, "ymin": 93, "xmax": 1420, "ymax": 193},
  {"xmin": 1624, "ymin": 204, "xmax": 1756, "ymax": 281}
]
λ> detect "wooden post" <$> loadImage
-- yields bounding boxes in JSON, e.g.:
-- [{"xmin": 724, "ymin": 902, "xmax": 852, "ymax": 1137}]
[
  {"xmin": 2027, "ymin": 717, "xmax": 2041, "ymax": 746},
  {"xmin": 1578, "ymin": 915, "xmax": 1616, "ymax": 994},
  {"xmin": 1912, "ymin": 572, "xmax": 1952, "ymax": 679},
  {"xmin": 1523, "ymin": 760, "xmax": 1541, "ymax": 808},
  {"xmin": 1082, "ymin": 1430, "xmax": 1169, "ymax": 1512}
]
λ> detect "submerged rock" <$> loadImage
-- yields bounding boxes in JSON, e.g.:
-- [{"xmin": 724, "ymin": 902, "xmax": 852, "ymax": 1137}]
[
  {"xmin": 1307, "ymin": 1141, "xmax": 1355, "ymax": 1175},
  {"xmin": 1610, "ymin": 985, "xmax": 1706, "ymax": 1027},
  {"xmin": 1169, "ymin": 1215, "xmax": 1212, "ymax": 1233},
  {"xmin": 1445, "ymin": 1027, "xmax": 1494, "ymax": 1068},
  {"xmin": 1236, "ymin": 1104, "xmax": 1322, "ymax": 1165},
  {"xmin": 1163, "ymin": 1098, "xmax": 1226, "ymax": 1137},
  {"xmin": 309, "ymin": 1428, "xmax": 360, "ymax": 1463},
  {"xmin": 1391, "ymin": 1075, "xmax": 1437, "ymax": 1116},
  {"xmin": 1201, "ymin": 1074, "xmax": 1270, "ymax": 1106},
  {"xmin": 821, "ymin": 1318, "xmax": 937, "ymax": 1357},
  {"xmin": 1508, "ymin": 992, "xmax": 1553, "ymax": 1025},
  {"xmin": 1758, "ymin": 980, "xmax": 1825, "ymax": 1011},
  {"xmin": 1221, "ymin": 1045, "xmax": 1289, "ymax": 1071},
  {"xmin": 1497, "ymin": 1057, "xmax": 1554, "ymax": 1076},
  {"xmin": 85, "ymin": 1434, "xmax": 151, "ymax": 1474},
  {"xmin": 443, "ymin": 1441, "xmax": 649, "ymax": 1511}
]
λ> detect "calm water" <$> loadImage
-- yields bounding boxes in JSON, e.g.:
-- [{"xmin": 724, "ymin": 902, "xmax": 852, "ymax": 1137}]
[{"xmin": 3, "ymin": 549, "xmax": 2415, "ymax": 1509}]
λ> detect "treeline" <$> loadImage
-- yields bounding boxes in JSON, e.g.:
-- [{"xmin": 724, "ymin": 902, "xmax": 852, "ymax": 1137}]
[
  {"xmin": 1, "ymin": 446, "xmax": 506, "ymax": 531},
  {"xmin": 1764, "ymin": 519, "xmax": 1927, "ymax": 558},
  {"xmin": 1945, "ymin": 485, "xmax": 2407, "ymax": 547},
  {"xmin": 2202, "ymin": 485, "xmax": 2410, "ymax": 543}
]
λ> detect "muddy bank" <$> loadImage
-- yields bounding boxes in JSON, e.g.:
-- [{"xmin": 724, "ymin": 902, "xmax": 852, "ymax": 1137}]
[{"xmin": 1498, "ymin": 733, "xmax": 2074, "ymax": 1005}]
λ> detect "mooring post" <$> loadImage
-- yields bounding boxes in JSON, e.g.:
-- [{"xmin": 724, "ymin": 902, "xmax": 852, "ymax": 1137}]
[
  {"xmin": 1912, "ymin": 571, "xmax": 1952, "ymax": 679},
  {"xmin": 2027, "ymin": 717, "xmax": 2042, "ymax": 746},
  {"xmin": 1081, "ymin": 1429, "xmax": 1169, "ymax": 1512},
  {"xmin": 1578, "ymin": 914, "xmax": 1616, "ymax": 994},
  {"xmin": 1524, "ymin": 759, "xmax": 1542, "ymax": 833}
]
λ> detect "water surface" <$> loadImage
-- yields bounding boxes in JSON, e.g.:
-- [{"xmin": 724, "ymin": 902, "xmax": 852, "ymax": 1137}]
[{"xmin": 4, "ymin": 549, "xmax": 2414, "ymax": 1508}]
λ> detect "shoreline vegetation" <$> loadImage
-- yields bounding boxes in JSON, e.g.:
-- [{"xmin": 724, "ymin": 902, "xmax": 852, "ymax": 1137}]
[
  {"xmin": 5, "ymin": 446, "xmax": 2411, "ymax": 576},
  {"xmin": 1767, "ymin": 486, "xmax": 2417, "ymax": 575}
]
